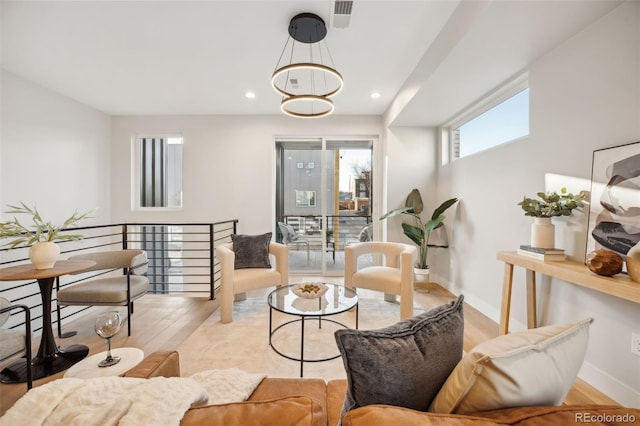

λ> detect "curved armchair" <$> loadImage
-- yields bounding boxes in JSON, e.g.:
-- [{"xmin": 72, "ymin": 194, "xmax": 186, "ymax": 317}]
[
  {"xmin": 216, "ymin": 242, "xmax": 288, "ymax": 323},
  {"xmin": 344, "ymin": 242, "xmax": 416, "ymax": 320},
  {"xmin": 57, "ymin": 250, "xmax": 149, "ymax": 336},
  {"xmin": 0, "ymin": 297, "xmax": 32, "ymax": 389}
]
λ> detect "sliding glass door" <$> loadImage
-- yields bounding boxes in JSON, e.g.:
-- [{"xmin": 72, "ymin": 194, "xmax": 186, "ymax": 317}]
[
  {"xmin": 324, "ymin": 140, "xmax": 373, "ymax": 274},
  {"xmin": 275, "ymin": 139, "xmax": 373, "ymax": 275}
]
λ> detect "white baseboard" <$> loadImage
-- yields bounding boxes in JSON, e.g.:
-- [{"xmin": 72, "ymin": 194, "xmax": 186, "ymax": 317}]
[
  {"xmin": 579, "ymin": 361, "xmax": 640, "ymax": 408},
  {"xmin": 434, "ymin": 274, "xmax": 640, "ymax": 408}
]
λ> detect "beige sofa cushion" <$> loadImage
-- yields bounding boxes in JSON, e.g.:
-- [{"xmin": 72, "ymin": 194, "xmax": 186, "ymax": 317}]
[{"xmin": 430, "ymin": 318, "xmax": 593, "ymax": 414}]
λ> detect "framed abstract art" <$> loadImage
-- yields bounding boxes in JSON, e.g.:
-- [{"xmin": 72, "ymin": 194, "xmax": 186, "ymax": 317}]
[{"xmin": 586, "ymin": 141, "xmax": 640, "ymax": 267}]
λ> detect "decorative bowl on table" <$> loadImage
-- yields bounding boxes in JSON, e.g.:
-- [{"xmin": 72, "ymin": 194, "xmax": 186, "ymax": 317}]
[{"xmin": 292, "ymin": 282, "xmax": 328, "ymax": 299}]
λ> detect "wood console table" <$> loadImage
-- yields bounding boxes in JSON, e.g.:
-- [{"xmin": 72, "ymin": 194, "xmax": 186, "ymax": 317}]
[{"xmin": 497, "ymin": 251, "xmax": 640, "ymax": 335}]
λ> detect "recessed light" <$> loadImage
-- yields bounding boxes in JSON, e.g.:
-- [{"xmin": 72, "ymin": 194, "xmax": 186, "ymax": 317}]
[
  {"xmin": 245, "ymin": 91, "xmax": 256, "ymax": 99},
  {"xmin": 370, "ymin": 92, "xmax": 381, "ymax": 99}
]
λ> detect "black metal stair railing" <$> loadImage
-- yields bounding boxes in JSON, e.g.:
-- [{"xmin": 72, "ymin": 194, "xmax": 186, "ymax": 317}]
[
  {"xmin": 280, "ymin": 214, "xmax": 372, "ymax": 251},
  {"xmin": 0, "ymin": 220, "xmax": 237, "ymax": 335}
]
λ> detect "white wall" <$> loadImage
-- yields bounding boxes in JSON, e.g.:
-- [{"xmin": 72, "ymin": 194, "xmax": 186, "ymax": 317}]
[
  {"xmin": 0, "ymin": 70, "xmax": 111, "ymax": 331},
  {"xmin": 1, "ymin": 70, "xmax": 111, "ymax": 225},
  {"xmin": 435, "ymin": 2, "xmax": 640, "ymax": 406},
  {"xmin": 110, "ymin": 115, "xmax": 382, "ymax": 235},
  {"xmin": 383, "ymin": 127, "xmax": 438, "ymax": 243}
]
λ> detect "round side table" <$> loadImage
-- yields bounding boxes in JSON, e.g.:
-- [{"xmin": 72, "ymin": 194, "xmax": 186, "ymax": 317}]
[{"xmin": 64, "ymin": 347, "xmax": 144, "ymax": 379}]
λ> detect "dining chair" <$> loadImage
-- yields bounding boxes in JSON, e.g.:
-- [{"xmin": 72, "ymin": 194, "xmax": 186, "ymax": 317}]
[
  {"xmin": 0, "ymin": 297, "xmax": 32, "ymax": 389},
  {"xmin": 57, "ymin": 250, "xmax": 149, "ymax": 336}
]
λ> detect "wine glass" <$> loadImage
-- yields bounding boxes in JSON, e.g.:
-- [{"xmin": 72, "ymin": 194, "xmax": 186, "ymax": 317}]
[{"xmin": 94, "ymin": 311, "xmax": 122, "ymax": 367}]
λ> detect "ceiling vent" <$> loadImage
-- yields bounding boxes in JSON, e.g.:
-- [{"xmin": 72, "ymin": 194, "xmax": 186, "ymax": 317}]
[{"xmin": 333, "ymin": 1, "xmax": 353, "ymax": 28}]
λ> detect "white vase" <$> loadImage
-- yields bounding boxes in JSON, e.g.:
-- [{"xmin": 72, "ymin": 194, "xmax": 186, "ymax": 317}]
[
  {"xmin": 414, "ymin": 267, "xmax": 430, "ymax": 283},
  {"xmin": 531, "ymin": 217, "xmax": 555, "ymax": 249},
  {"xmin": 29, "ymin": 241, "xmax": 60, "ymax": 269},
  {"xmin": 626, "ymin": 241, "xmax": 640, "ymax": 283}
]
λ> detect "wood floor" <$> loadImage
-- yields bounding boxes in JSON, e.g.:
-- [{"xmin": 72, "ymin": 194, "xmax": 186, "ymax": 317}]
[{"xmin": 0, "ymin": 283, "xmax": 618, "ymax": 416}]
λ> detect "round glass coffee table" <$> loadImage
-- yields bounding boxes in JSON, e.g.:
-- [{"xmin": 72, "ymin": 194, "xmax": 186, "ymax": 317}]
[{"xmin": 267, "ymin": 283, "xmax": 358, "ymax": 377}]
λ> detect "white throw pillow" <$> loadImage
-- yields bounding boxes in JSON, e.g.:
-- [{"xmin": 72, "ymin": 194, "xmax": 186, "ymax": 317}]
[{"xmin": 429, "ymin": 317, "xmax": 593, "ymax": 414}]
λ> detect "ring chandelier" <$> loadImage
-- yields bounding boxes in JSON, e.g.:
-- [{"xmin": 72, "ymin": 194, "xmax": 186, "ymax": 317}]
[{"xmin": 272, "ymin": 13, "xmax": 343, "ymax": 118}]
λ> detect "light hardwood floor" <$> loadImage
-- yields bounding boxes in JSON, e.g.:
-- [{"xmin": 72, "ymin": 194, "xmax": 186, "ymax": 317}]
[{"xmin": 0, "ymin": 283, "xmax": 618, "ymax": 416}]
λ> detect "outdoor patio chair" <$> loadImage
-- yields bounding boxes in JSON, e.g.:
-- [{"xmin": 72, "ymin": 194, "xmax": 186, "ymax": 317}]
[
  {"xmin": 57, "ymin": 250, "xmax": 149, "ymax": 336},
  {"xmin": 346, "ymin": 223, "xmax": 373, "ymax": 245},
  {"xmin": 344, "ymin": 242, "xmax": 416, "ymax": 320},
  {"xmin": 0, "ymin": 297, "xmax": 32, "ymax": 389},
  {"xmin": 278, "ymin": 222, "xmax": 310, "ymax": 260}
]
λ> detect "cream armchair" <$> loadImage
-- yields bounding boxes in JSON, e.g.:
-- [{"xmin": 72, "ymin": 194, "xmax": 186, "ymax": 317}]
[
  {"xmin": 344, "ymin": 242, "xmax": 416, "ymax": 320},
  {"xmin": 216, "ymin": 242, "xmax": 288, "ymax": 323}
]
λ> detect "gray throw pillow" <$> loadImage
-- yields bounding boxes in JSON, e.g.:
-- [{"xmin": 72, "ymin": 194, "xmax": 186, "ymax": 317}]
[
  {"xmin": 231, "ymin": 233, "xmax": 272, "ymax": 269},
  {"xmin": 334, "ymin": 295, "xmax": 464, "ymax": 417}
]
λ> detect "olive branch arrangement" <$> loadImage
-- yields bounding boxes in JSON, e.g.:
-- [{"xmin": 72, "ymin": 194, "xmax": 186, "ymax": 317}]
[{"xmin": 0, "ymin": 202, "xmax": 94, "ymax": 248}]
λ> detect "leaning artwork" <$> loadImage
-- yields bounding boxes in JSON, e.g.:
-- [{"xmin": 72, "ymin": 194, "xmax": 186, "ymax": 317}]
[{"xmin": 586, "ymin": 141, "xmax": 640, "ymax": 268}]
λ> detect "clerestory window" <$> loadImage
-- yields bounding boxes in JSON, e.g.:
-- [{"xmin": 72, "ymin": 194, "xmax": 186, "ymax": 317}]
[
  {"xmin": 447, "ymin": 75, "xmax": 529, "ymax": 160},
  {"xmin": 133, "ymin": 135, "xmax": 183, "ymax": 210}
]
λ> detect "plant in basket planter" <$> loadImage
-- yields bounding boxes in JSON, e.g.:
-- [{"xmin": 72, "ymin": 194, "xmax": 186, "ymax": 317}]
[
  {"xmin": 0, "ymin": 202, "xmax": 94, "ymax": 269},
  {"xmin": 381, "ymin": 189, "xmax": 458, "ymax": 281},
  {"xmin": 518, "ymin": 187, "xmax": 588, "ymax": 249}
]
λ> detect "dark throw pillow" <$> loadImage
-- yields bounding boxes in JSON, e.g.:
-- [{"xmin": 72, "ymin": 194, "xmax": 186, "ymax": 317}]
[
  {"xmin": 334, "ymin": 295, "xmax": 464, "ymax": 418},
  {"xmin": 231, "ymin": 233, "xmax": 272, "ymax": 269}
]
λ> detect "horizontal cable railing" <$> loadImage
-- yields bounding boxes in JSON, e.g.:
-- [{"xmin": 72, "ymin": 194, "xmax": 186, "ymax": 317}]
[
  {"xmin": 281, "ymin": 214, "xmax": 372, "ymax": 251},
  {"xmin": 0, "ymin": 220, "xmax": 237, "ymax": 335}
]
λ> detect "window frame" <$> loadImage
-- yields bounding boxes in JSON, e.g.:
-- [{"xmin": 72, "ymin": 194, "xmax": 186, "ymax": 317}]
[
  {"xmin": 131, "ymin": 133, "xmax": 184, "ymax": 212},
  {"xmin": 444, "ymin": 73, "xmax": 529, "ymax": 162}
]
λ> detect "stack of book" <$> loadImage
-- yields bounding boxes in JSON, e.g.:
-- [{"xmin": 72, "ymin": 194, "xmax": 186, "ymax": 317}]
[{"xmin": 517, "ymin": 245, "xmax": 566, "ymax": 261}]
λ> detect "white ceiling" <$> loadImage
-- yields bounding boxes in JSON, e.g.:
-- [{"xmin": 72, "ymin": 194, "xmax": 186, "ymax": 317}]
[{"xmin": 1, "ymin": 1, "xmax": 623, "ymax": 125}]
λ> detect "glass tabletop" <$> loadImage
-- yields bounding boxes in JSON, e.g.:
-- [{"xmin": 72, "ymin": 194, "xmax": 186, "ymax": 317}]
[{"xmin": 268, "ymin": 283, "xmax": 358, "ymax": 317}]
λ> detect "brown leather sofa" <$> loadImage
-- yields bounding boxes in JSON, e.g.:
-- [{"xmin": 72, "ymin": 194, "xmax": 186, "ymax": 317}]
[{"xmin": 125, "ymin": 351, "xmax": 640, "ymax": 426}]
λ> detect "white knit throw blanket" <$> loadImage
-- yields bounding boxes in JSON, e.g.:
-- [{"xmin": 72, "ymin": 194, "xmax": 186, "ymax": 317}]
[{"xmin": 1, "ymin": 368, "xmax": 265, "ymax": 426}]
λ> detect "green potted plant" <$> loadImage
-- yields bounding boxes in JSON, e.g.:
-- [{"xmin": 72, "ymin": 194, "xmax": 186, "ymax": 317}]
[
  {"xmin": 381, "ymin": 189, "xmax": 458, "ymax": 281},
  {"xmin": 518, "ymin": 187, "xmax": 587, "ymax": 218},
  {"xmin": 518, "ymin": 187, "xmax": 587, "ymax": 249},
  {"xmin": 0, "ymin": 202, "xmax": 93, "ymax": 269},
  {"xmin": 325, "ymin": 228, "xmax": 334, "ymax": 241}
]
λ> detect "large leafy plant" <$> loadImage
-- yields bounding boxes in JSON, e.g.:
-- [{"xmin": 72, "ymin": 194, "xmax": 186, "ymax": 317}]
[
  {"xmin": 518, "ymin": 187, "xmax": 587, "ymax": 217},
  {"xmin": 0, "ymin": 202, "xmax": 93, "ymax": 248},
  {"xmin": 381, "ymin": 189, "xmax": 458, "ymax": 269}
]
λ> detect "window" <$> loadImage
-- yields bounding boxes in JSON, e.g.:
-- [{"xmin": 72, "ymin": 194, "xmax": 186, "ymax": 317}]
[
  {"xmin": 448, "ymin": 76, "xmax": 529, "ymax": 160},
  {"xmin": 133, "ymin": 135, "xmax": 183, "ymax": 209}
]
